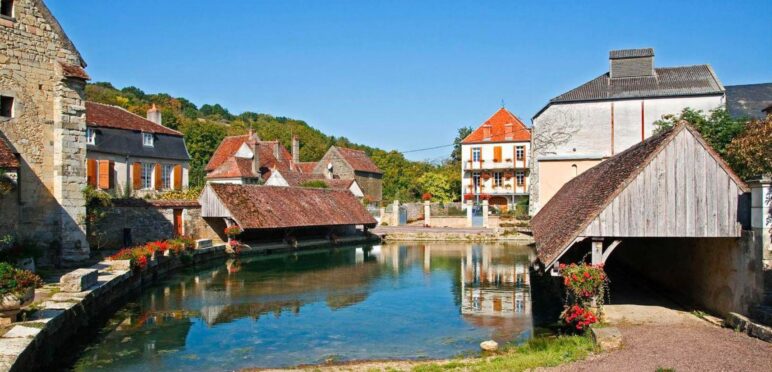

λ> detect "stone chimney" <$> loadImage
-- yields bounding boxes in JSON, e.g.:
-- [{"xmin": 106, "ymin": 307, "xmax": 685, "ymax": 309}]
[
  {"xmin": 273, "ymin": 142, "xmax": 280, "ymax": 161},
  {"xmin": 609, "ymin": 48, "xmax": 655, "ymax": 79},
  {"xmin": 147, "ymin": 104, "xmax": 162, "ymax": 125},
  {"xmin": 291, "ymin": 135, "xmax": 300, "ymax": 164},
  {"xmin": 251, "ymin": 142, "xmax": 260, "ymax": 177}
]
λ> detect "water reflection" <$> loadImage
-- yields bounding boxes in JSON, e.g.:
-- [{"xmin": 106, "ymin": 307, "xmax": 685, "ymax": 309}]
[{"xmin": 71, "ymin": 242, "xmax": 534, "ymax": 371}]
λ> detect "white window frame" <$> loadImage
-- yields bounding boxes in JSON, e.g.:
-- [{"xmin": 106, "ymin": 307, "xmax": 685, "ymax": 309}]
[
  {"xmin": 86, "ymin": 128, "xmax": 95, "ymax": 145},
  {"xmin": 516, "ymin": 170, "xmax": 525, "ymax": 186},
  {"xmin": 142, "ymin": 132, "xmax": 154, "ymax": 147},
  {"xmin": 162, "ymin": 164, "xmax": 173, "ymax": 189},
  {"xmin": 141, "ymin": 163, "xmax": 154, "ymax": 190},
  {"xmin": 472, "ymin": 147, "xmax": 481, "ymax": 162},
  {"xmin": 493, "ymin": 172, "xmax": 502, "ymax": 187},
  {"xmin": 472, "ymin": 172, "xmax": 481, "ymax": 190},
  {"xmin": 516, "ymin": 146, "xmax": 525, "ymax": 161}
]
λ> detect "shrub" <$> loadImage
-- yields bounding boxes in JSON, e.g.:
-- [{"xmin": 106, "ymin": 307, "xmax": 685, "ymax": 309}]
[
  {"xmin": 300, "ymin": 180, "xmax": 328, "ymax": 189},
  {"xmin": 0, "ymin": 262, "xmax": 43, "ymax": 297},
  {"xmin": 108, "ymin": 246, "xmax": 151, "ymax": 270},
  {"xmin": 562, "ymin": 305, "xmax": 598, "ymax": 331},
  {"xmin": 151, "ymin": 186, "xmax": 203, "ymax": 201},
  {"xmin": 0, "ymin": 234, "xmax": 43, "ymax": 262},
  {"xmin": 224, "ymin": 226, "xmax": 243, "ymax": 237}
]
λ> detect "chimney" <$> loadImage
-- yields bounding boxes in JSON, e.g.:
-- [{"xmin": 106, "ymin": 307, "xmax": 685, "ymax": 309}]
[
  {"xmin": 273, "ymin": 142, "xmax": 280, "ymax": 160},
  {"xmin": 609, "ymin": 48, "xmax": 655, "ymax": 79},
  {"xmin": 146, "ymin": 104, "xmax": 162, "ymax": 125},
  {"xmin": 291, "ymin": 135, "xmax": 300, "ymax": 164},
  {"xmin": 482, "ymin": 124, "xmax": 491, "ymax": 139},
  {"xmin": 251, "ymin": 142, "xmax": 260, "ymax": 177}
]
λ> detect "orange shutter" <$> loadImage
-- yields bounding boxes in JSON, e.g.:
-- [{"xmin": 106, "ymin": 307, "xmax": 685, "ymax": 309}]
[
  {"xmin": 154, "ymin": 163, "xmax": 162, "ymax": 190},
  {"xmin": 86, "ymin": 159, "xmax": 97, "ymax": 187},
  {"xmin": 173, "ymin": 165, "xmax": 182, "ymax": 190},
  {"xmin": 493, "ymin": 146, "xmax": 502, "ymax": 162},
  {"xmin": 98, "ymin": 160, "xmax": 110, "ymax": 189},
  {"xmin": 132, "ymin": 162, "xmax": 142, "ymax": 189}
]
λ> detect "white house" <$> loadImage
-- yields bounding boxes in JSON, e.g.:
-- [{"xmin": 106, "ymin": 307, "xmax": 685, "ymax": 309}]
[
  {"xmin": 529, "ymin": 48, "xmax": 725, "ymax": 214},
  {"xmin": 461, "ymin": 108, "xmax": 531, "ymax": 211}
]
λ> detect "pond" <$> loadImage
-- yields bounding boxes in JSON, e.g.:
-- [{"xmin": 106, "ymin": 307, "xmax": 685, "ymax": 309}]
[{"xmin": 70, "ymin": 242, "xmax": 537, "ymax": 371}]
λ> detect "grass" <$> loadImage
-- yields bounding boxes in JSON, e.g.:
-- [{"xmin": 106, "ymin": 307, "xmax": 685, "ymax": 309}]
[
  {"xmin": 411, "ymin": 335, "xmax": 596, "ymax": 372},
  {"xmin": 691, "ymin": 310, "xmax": 707, "ymax": 320}
]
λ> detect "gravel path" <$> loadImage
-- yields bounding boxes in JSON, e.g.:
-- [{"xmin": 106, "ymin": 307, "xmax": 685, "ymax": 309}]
[{"xmin": 543, "ymin": 322, "xmax": 772, "ymax": 372}]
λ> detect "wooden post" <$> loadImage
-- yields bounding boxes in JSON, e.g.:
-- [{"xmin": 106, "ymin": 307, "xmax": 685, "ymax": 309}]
[{"xmin": 591, "ymin": 238, "xmax": 603, "ymax": 265}]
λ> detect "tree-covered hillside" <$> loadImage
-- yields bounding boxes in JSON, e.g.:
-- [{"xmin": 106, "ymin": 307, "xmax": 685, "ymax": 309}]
[{"xmin": 85, "ymin": 82, "xmax": 462, "ymax": 203}]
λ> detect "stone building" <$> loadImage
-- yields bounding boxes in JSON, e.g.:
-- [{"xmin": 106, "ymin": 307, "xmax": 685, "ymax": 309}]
[
  {"xmin": 85, "ymin": 102, "xmax": 190, "ymax": 196},
  {"xmin": 264, "ymin": 168, "xmax": 365, "ymax": 198},
  {"xmin": 0, "ymin": 0, "xmax": 90, "ymax": 264},
  {"xmin": 205, "ymin": 132, "xmax": 299, "ymax": 184},
  {"xmin": 312, "ymin": 146, "xmax": 382, "ymax": 205},
  {"xmin": 460, "ymin": 108, "xmax": 531, "ymax": 211},
  {"xmin": 529, "ymin": 48, "xmax": 725, "ymax": 214}
]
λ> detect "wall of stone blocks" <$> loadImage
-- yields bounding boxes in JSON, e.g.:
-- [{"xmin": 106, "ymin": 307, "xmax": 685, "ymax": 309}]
[{"xmin": 354, "ymin": 171, "xmax": 382, "ymax": 203}]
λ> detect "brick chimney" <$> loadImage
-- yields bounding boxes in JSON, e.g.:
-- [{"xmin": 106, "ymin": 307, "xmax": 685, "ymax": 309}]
[
  {"xmin": 147, "ymin": 104, "xmax": 162, "ymax": 125},
  {"xmin": 291, "ymin": 135, "xmax": 300, "ymax": 164},
  {"xmin": 609, "ymin": 48, "xmax": 655, "ymax": 79},
  {"xmin": 251, "ymin": 142, "xmax": 260, "ymax": 177}
]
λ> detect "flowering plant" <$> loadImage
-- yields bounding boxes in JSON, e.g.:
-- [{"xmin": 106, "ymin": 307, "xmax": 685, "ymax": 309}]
[
  {"xmin": 561, "ymin": 305, "xmax": 598, "ymax": 331},
  {"xmin": 224, "ymin": 226, "xmax": 243, "ymax": 238},
  {"xmin": 560, "ymin": 262, "xmax": 607, "ymax": 301},
  {"xmin": 421, "ymin": 192, "xmax": 432, "ymax": 201},
  {"xmin": 108, "ymin": 246, "xmax": 152, "ymax": 270},
  {"xmin": 0, "ymin": 262, "xmax": 43, "ymax": 297}
]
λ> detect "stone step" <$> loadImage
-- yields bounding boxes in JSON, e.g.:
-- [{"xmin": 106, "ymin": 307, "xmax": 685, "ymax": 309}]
[{"xmin": 750, "ymin": 305, "xmax": 772, "ymax": 327}]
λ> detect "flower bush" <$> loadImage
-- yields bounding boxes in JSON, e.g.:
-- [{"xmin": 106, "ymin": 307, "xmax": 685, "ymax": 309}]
[
  {"xmin": 108, "ymin": 247, "xmax": 151, "ymax": 270},
  {"xmin": 562, "ymin": 305, "xmax": 598, "ymax": 331},
  {"xmin": 0, "ymin": 262, "xmax": 43, "ymax": 297},
  {"xmin": 558, "ymin": 262, "xmax": 608, "ymax": 333},
  {"xmin": 421, "ymin": 192, "xmax": 432, "ymax": 201},
  {"xmin": 224, "ymin": 226, "xmax": 243, "ymax": 238}
]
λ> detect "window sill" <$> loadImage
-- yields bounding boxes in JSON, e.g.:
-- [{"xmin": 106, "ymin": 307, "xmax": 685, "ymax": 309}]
[{"xmin": 0, "ymin": 15, "xmax": 15, "ymax": 28}]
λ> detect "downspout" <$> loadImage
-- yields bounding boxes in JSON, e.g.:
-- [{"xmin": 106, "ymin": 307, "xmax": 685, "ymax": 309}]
[
  {"xmin": 641, "ymin": 100, "xmax": 645, "ymax": 142},
  {"xmin": 610, "ymin": 102, "xmax": 615, "ymax": 155}
]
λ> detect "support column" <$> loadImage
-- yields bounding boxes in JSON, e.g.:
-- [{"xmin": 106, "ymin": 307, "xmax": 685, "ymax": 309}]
[
  {"xmin": 482, "ymin": 200, "xmax": 489, "ymax": 228},
  {"xmin": 392, "ymin": 200, "xmax": 400, "ymax": 226},
  {"xmin": 591, "ymin": 238, "xmax": 604, "ymax": 265},
  {"xmin": 466, "ymin": 200, "xmax": 473, "ymax": 227},
  {"xmin": 424, "ymin": 200, "xmax": 431, "ymax": 227},
  {"xmin": 749, "ymin": 175, "xmax": 772, "ymax": 269}
]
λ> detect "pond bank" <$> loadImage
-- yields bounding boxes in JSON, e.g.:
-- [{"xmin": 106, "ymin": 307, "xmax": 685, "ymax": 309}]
[
  {"xmin": 0, "ymin": 234, "xmax": 378, "ymax": 372},
  {"xmin": 372, "ymin": 226, "xmax": 534, "ymax": 244}
]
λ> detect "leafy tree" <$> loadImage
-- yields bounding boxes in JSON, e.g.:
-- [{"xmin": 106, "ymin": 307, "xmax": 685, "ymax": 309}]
[
  {"xmin": 654, "ymin": 108, "xmax": 745, "ymax": 156},
  {"xmin": 451, "ymin": 126, "xmax": 473, "ymax": 162},
  {"xmin": 416, "ymin": 171, "xmax": 454, "ymax": 203},
  {"xmin": 183, "ymin": 121, "xmax": 227, "ymax": 186},
  {"xmin": 726, "ymin": 115, "xmax": 772, "ymax": 179}
]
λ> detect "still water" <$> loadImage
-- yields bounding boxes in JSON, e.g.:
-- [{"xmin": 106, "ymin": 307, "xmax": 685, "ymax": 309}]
[{"xmin": 71, "ymin": 242, "xmax": 535, "ymax": 371}]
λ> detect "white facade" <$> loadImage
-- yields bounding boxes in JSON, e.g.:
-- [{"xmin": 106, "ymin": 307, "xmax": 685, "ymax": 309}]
[
  {"xmin": 86, "ymin": 152, "xmax": 189, "ymax": 197},
  {"xmin": 461, "ymin": 141, "xmax": 530, "ymax": 209},
  {"xmin": 530, "ymin": 94, "xmax": 725, "ymax": 214}
]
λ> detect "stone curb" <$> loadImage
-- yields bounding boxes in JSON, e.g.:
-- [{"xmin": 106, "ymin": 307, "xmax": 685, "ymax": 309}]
[{"xmin": 725, "ymin": 312, "xmax": 772, "ymax": 343}]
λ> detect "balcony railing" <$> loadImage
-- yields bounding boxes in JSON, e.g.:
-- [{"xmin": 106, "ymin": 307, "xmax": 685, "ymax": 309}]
[{"xmin": 465, "ymin": 159, "xmax": 528, "ymax": 170}]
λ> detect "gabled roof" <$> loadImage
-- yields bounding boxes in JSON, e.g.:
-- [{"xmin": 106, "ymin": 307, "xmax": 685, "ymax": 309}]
[
  {"xmin": 725, "ymin": 83, "xmax": 772, "ymax": 119},
  {"xmin": 86, "ymin": 102, "xmax": 182, "ymax": 136},
  {"xmin": 462, "ymin": 108, "xmax": 531, "ymax": 144},
  {"xmin": 531, "ymin": 122, "xmax": 748, "ymax": 268},
  {"xmin": 332, "ymin": 147, "xmax": 381, "ymax": 174},
  {"xmin": 534, "ymin": 65, "xmax": 724, "ymax": 119},
  {"xmin": 0, "ymin": 138, "xmax": 19, "ymax": 168},
  {"xmin": 275, "ymin": 170, "xmax": 355, "ymax": 191},
  {"xmin": 205, "ymin": 134, "xmax": 297, "ymax": 179},
  {"xmin": 205, "ymin": 134, "xmax": 253, "ymax": 172},
  {"xmin": 204, "ymin": 184, "xmax": 376, "ymax": 229},
  {"xmin": 296, "ymin": 162, "xmax": 318, "ymax": 174}
]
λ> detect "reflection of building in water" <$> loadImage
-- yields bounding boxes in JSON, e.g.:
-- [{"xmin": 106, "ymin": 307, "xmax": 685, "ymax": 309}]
[{"xmin": 460, "ymin": 245, "xmax": 531, "ymax": 318}]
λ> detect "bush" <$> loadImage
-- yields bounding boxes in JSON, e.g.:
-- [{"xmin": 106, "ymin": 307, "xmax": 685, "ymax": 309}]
[
  {"xmin": 300, "ymin": 180, "xmax": 328, "ymax": 189},
  {"xmin": 151, "ymin": 186, "xmax": 203, "ymax": 201},
  {"xmin": 224, "ymin": 226, "xmax": 243, "ymax": 238},
  {"xmin": 0, "ymin": 262, "xmax": 43, "ymax": 297},
  {"xmin": 0, "ymin": 234, "xmax": 44, "ymax": 262},
  {"xmin": 559, "ymin": 262, "xmax": 608, "ymax": 332}
]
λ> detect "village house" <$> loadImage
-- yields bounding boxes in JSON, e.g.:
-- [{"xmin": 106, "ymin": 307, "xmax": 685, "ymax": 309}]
[
  {"xmin": 264, "ymin": 169, "xmax": 365, "ymax": 199},
  {"xmin": 0, "ymin": 0, "xmax": 91, "ymax": 263},
  {"xmin": 205, "ymin": 132, "xmax": 298, "ymax": 184},
  {"xmin": 85, "ymin": 102, "xmax": 190, "ymax": 195},
  {"xmin": 460, "ymin": 108, "xmax": 531, "ymax": 211},
  {"xmin": 310, "ymin": 146, "xmax": 382, "ymax": 205},
  {"xmin": 529, "ymin": 48, "xmax": 725, "ymax": 214}
]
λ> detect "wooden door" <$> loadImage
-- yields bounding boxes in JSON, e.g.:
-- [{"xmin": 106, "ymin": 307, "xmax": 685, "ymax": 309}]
[{"xmin": 173, "ymin": 209, "xmax": 183, "ymax": 237}]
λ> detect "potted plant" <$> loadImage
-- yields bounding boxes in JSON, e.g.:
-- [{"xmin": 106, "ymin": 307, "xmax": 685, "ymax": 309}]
[{"xmin": 0, "ymin": 262, "xmax": 43, "ymax": 323}]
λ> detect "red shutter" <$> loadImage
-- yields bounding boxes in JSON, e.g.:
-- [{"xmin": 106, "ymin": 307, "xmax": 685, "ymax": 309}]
[
  {"xmin": 87, "ymin": 159, "xmax": 97, "ymax": 187},
  {"xmin": 98, "ymin": 160, "xmax": 110, "ymax": 189},
  {"xmin": 132, "ymin": 162, "xmax": 142, "ymax": 189},
  {"xmin": 493, "ymin": 146, "xmax": 502, "ymax": 162}
]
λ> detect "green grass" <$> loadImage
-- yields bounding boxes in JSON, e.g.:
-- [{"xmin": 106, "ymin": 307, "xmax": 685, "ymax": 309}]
[{"xmin": 411, "ymin": 335, "xmax": 595, "ymax": 372}]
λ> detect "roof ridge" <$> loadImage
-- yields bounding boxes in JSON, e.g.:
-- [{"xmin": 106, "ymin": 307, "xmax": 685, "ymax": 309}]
[{"xmin": 86, "ymin": 101, "xmax": 183, "ymax": 136}]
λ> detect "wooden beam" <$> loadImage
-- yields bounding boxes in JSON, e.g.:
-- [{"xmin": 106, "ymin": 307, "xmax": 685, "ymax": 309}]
[
  {"xmin": 602, "ymin": 239, "xmax": 622, "ymax": 263},
  {"xmin": 591, "ymin": 238, "xmax": 603, "ymax": 265}
]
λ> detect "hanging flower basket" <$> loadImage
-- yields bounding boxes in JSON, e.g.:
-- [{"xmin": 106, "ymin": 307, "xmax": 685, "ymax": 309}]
[{"xmin": 481, "ymin": 173, "xmax": 491, "ymax": 179}]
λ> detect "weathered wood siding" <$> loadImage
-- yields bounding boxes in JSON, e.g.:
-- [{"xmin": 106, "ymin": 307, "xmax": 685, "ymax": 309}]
[
  {"xmin": 199, "ymin": 185, "xmax": 233, "ymax": 218},
  {"xmin": 582, "ymin": 129, "xmax": 743, "ymax": 238}
]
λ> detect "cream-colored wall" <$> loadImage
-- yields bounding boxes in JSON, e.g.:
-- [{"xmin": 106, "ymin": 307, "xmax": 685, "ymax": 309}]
[
  {"xmin": 537, "ymin": 159, "xmax": 602, "ymax": 207},
  {"xmin": 461, "ymin": 141, "xmax": 530, "ymax": 198}
]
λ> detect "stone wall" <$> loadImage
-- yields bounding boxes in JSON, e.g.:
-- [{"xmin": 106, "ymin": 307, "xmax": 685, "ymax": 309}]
[
  {"xmin": 354, "ymin": 171, "xmax": 382, "ymax": 203},
  {"xmin": 610, "ymin": 232, "xmax": 764, "ymax": 317},
  {"xmin": 0, "ymin": 0, "xmax": 89, "ymax": 263}
]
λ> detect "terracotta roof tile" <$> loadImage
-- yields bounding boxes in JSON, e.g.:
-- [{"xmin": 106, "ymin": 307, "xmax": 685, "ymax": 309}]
[
  {"xmin": 296, "ymin": 162, "xmax": 318, "ymax": 173},
  {"xmin": 205, "ymin": 134, "xmax": 252, "ymax": 172},
  {"xmin": 86, "ymin": 101, "xmax": 182, "ymax": 136},
  {"xmin": 206, "ymin": 135, "xmax": 298, "ymax": 180},
  {"xmin": 0, "ymin": 138, "xmax": 19, "ymax": 168},
  {"xmin": 333, "ymin": 147, "xmax": 381, "ymax": 174},
  {"xmin": 59, "ymin": 62, "xmax": 90, "ymax": 80},
  {"xmin": 208, "ymin": 184, "xmax": 376, "ymax": 229},
  {"xmin": 462, "ymin": 108, "xmax": 531, "ymax": 144},
  {"xmin": 278, "ymin": 170, "xmax": 354, "ymax": 191},
  {"xmin": 112, "ymin": 199, "xmax": 200, "ymax": 208}
]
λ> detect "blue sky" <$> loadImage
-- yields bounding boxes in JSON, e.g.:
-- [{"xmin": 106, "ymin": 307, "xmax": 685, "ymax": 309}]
[{"xmin": 49, "ymin": 0, "xmax": 771, "ymax": 161}]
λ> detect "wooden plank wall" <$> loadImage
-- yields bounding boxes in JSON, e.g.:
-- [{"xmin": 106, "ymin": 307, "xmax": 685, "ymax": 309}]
[
  {"xmin": 199, "ymin": 185, "xmax": 233, "ymax": 219},
  {"xmin": 583, "ymin": 129, "xmax": 743, "ymax": 238}
]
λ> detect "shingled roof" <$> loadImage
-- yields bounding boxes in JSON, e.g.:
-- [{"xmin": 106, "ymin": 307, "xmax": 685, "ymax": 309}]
[
  {"xmin": 86, "ymin": 102, "xmax": 182, "ymax": 136},
  {"xmin": 275, "ymin": 170, "xmax": 355, "ymax": 190},
  {"xmin": 725, "ymin": 83, "xmax": 772, "ymax": 119},
  {"xmin": 0, "ymin": 138, "xmax": 19, "ymax": 168},
  {"xmin": 203, "ymin": 184, "xmax": 376, "ymax": 229},
  {"xmin": 205, "ymin": 134, "xmax": 296, "ymax": 179},
  {"xmin": 332, "ymin": 147, "xmax": 381, "ymax": 174},
  {"xmin": 462, "ymin": 108, "xmax": 531, "ymax": 144},
  {"xmin": 531, "ymin": 122, "xmax": 747, "ymax": 268}
]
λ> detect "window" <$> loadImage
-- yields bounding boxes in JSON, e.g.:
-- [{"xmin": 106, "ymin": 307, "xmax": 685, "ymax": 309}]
[
  {"xmin": 516, "ymin": 170, "xmax": 525, "ymax": 186},
  {"xmin": 0, "ymin": 0, "xmax": 13, "ymax": 18},
  {"xmin": 472, "ymin": 147, "xmax": 481, "ymax": 162},
  {"xmin": 493, "ymin": 146, "xmax": 502, "ymax": 162},
  {"xmin": 472, "ymin": 172, "xmax": 481, "ymax": 189},
  {"xmin": 572, "ymin": 164, "xmax": 578, "ymax": 176},
  {"xmin": 142, "ymin": 132, "xmax": 154, "ymax": 147},
  {"xmin": 493, "ymin": 172, "xmax": 502, "ymax": 187},
  {"xmin": 141, "ymin": 163, "xmax": 153, "ymax": 190},
  {"xmin": 162, "ymin": 164, "xmax": 173, "ymax": 189},
  {"xmin": 86, "ymin": 128, "xmax": 95, "ymax": 145},
  {"xmin": 0, "ymin": 96, "xmax": 13, "ymax": 118},
  {"xmin": 516, "ymin": 146, "xmax": 525, "ymax": 161}
]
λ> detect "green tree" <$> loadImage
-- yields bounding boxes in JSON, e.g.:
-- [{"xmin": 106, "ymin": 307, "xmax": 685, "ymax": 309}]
[
  {"xmin": 183, "ymin": 121, "xmax": 227, "ymax": 186},
  {"xmin": 451, "ymin": 126, "xmax": 473, "ymax": 162},
  {"xmin": 726, "ymin": 115, "xmax": 772, "ymax": 178},
  {"xmin": 654, "ymin": 107, "xmax": 745, "ymax": 156},
  {"xmin": 416, "ymin": 171, "xmax": 454, "ymax": 203}
]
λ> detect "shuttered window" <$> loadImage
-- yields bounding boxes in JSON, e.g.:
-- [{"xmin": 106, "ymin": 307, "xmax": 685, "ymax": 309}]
[
  {"xmin": 141, "ymin": 163, "xmax": 153, "ymax": 190},
  {"xmin": 154, "ymin": 163, "xmax": 162, "ymax": 190},
  {"xmin": 493, "ymin": 146, "xmax": 502, "ymax": 162},
  {"xmin": 132, "ymin": 162, "xmax": 142, "ymax": 190},
  {"xmin": 173, "ymin": 165, "xmax": 182, "ymax": 190},
  {"xmin": 86, "ymin": 159, "xmax": 97, "ymax": 187},
  {"xmin": 162, "ymin": 164, "xmax": 173, "ymax": 189},
  {"xmin": 98, "ymin": 160, "xmax": 113, "ymax": 190}
]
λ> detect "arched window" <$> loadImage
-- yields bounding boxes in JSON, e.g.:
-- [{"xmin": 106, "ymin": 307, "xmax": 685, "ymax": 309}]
[{"xmin": 571, "ymin": 164, "xmax": 578, "ymax": 176}]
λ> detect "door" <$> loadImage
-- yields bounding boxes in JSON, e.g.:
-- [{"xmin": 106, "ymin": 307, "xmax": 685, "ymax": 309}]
[
  {"xmin": 471, "ymin": 205, "xmax": 484, "ymax": 227},
  {"xmin": 173, "ymin": 209, "xmax": 183, "ymax": 237}
]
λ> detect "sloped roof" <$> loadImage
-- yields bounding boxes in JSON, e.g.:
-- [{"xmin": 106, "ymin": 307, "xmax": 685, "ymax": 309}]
[
  {"xmin": 333, "ymin": 147, "xmax": 381, "ymax": 174},
  {"xmin": 0, "ymin": 138, "xmax": 19, "ymax": 168},
  {"xmin": 535, "ymin": 65, "xmax": 724, "ymax": 119},
  {"xmin": 609, "ymin": 48, "xmax": 653, "ymax": 59},
  {"xmin": 462, "ymin": 108, "xmax": 531, "ymax": 144},
  {"xmin": 531, "ymin": 122, "xmax": 747, "ymax": 267},
  {"xmin": 296, "ymin": 162, "xmax": 318, "ymax": 173},
  {"xmin": 725, "ymin": 83, "xmax": 772, "ymax": 119},
  {"xmin": 86, "ymin": 102, "xmax": 182, "ymax": 136},
  {"xmin": 205, "ymin": 134, "xmax": 252, "ymax": 172},
  {"xmin": 207, "ymin": 184, "xmax": 376, "ymax": 229},
  {"xmin": 32, "ymin": 0, "xmax": 86, "ymax": 66},
  {"xmin": 59, "ymin": 62, "xmax": 90, "ymax": 80},
  {"xmin": 206, "ymin": 135, "xmax": 297, "ymax": 179},
  {"xmin": 278, "ymin": 170, "xmax": 355, "ymax": 190}
]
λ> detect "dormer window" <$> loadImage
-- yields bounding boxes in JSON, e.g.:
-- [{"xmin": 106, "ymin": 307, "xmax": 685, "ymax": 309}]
[
  {"xmin": 142, "ymin": 132, "xmax": 154, "ymax": 147},
  {"xmin": 0, "ymin": 0, "xmax": 13, "ymax": 18},
  {"xmin": 86, "ymin": 128, "xmax": 95, "ymax": 145}
]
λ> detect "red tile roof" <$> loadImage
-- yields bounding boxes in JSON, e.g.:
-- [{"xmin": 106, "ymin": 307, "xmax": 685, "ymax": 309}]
[
  {"xmin": 0, "ymin": 138, "xmax": 19, "ymax": 168},
  {"xmin": 60, "ymin": 62, "xmax": 90, "ymax": 80},
  {"xmin": 333, "ymin": 147, "xmax": 381, "ymax": 174},
  {"xmin": 112, "ymin": 199, "xmax": 200, "ymax": 208},
  {"xmin": 86, "ymin": 101, "xmax": 182, "ymax": 136},
  {"xmin": 296, "ymin": 162, "xmax": 318, "ymax": 174},
  {"xmin": 531, "ymin": 122, "xmax": 748, "ymax": 268},
  {"xmin": 206, "ymin": 135, "xmax": 297, "ymax": 180},
  {"xmin": 205, "ymin": 134, "xmax": 252, "ymax": 172},
  {"xmin": 207, "ymin": 184, "xmax": 376, "ymax": 229},
  {"xmin": 278, "ymin": 170, "xmax": 355, "ymax": 191},
  {"xmin": 462, "ymin": 108, "xmax": 531, "ymax": 144}
]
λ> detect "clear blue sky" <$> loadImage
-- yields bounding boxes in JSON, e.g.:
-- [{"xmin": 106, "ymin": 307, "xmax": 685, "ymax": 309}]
[{"xmin": 49, "ymin": 0, "xmax": 771, "ymax": 161}]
